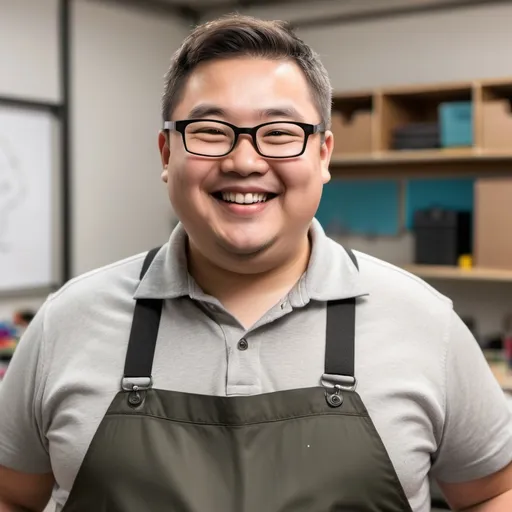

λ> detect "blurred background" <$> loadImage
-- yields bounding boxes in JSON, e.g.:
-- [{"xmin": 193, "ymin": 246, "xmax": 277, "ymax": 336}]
[
  {"xmin": 2, "ymin": 0, "xmax": 512, "ymax": 383},
  {"xmin": 1, "ymin": 0, "xmax": 512, "ymax": 377},
  {"xmin": 1, "ymin": 1, "xmax": 512, "ymax": 509}
]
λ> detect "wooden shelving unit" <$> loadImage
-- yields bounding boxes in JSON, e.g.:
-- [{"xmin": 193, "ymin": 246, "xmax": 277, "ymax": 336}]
[
  {"xmin": 329, "ymin": 78, "xmax": 512, "ymax": 179},
  {"xmin": 403, "ymin": 265, "xmax": 512, "ymax": 283},
  {"xmin": 328, "ymin": 77, "xmax": 512, "ymax": 285}
]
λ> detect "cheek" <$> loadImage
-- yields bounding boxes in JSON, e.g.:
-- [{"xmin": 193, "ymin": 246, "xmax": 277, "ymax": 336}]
[
  {"xmin": 167, "ymin": 157, "xmax": 213, "ymax": 211},
  {"xmin": 279, "ymin": 159, "xmax": 324, "ymax": 197},
  {"xmin": 278, "ymin": 160, "xmax": 324, "ymax": 217}
]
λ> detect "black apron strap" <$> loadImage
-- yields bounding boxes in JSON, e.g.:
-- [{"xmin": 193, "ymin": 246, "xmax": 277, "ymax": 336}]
[
  {"xmin": 324, "ymin": 298, "xmax": 356, "ymax": 379},
  {"xmin": 323, "ymin": 247, "xmax": 358, "ymax": 390},
  {"xmin": 122, "ymin": 248, "xmax": 163, "ymax": 389}
]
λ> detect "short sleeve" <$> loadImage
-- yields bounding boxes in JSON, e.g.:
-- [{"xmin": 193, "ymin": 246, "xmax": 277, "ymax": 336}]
[
  {"xmin": 0, "ymin": 300, "xmax": 52, "ymax": 473},
  {"xmin": 431, "ymin": 310, "xmax": 512, "ymax": 483}
]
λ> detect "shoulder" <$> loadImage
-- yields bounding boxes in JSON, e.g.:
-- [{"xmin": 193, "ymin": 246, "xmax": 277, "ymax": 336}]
[
  {"xmin": 353, "ymin": 249, "xmax": 453, "ymax": 318},
  {"xmin": 44, "ymin": 251, "xmax": 150, "ymax": 327},
  {"xmin": 344, "ymin": 248, "xmax": 455, "ymax": 377}
]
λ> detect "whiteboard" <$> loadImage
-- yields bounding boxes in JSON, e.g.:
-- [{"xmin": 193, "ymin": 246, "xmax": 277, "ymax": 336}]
[{"xmin": 0, "ymin": 106, "xmax": 55, "ymax": 291}]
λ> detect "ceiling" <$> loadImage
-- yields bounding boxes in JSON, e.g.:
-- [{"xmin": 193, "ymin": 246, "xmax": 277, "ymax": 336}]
[
  {"xmin": 149, "ymin": 0, "xmax": 310, "ymax": 6},
  {"xmin": 108, "ymin": 0, "xmax": 499, "ymax": 26},
  {"xmin": 123, "ymin": 0, "xmax": 318, "ymax": 16}
]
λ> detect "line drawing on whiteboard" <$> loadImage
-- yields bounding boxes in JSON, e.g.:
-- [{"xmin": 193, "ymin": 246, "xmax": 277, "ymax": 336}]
[{"xmin": 0, "ymin": 136, "xmax": 28, "ymax": 253}]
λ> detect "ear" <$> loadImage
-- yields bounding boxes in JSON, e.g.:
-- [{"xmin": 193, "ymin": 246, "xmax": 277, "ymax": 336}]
[
  {"xmin": 158, "ymin": 131, "xmax": 170, "ymax": 183},
  {"xmin": 320, "ymin": 130, "xmax": 334, "ymax": 184}
]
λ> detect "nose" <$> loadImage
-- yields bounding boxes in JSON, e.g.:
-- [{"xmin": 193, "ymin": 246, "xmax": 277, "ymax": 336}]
[{"xmin": 219, "ymin": 134, "xmax": 269, "ymax": 177}]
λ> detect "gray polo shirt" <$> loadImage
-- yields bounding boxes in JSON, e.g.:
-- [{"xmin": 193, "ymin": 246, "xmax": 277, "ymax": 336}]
[{"xmin": 0, "ymin": 219, "xmax": 511, "ymax": 512}]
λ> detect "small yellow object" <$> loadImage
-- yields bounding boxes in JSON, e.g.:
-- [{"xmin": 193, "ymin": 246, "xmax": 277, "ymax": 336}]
[{"xmin": 458, "ymin": 254, "xmax": 473, "ymax": 269}]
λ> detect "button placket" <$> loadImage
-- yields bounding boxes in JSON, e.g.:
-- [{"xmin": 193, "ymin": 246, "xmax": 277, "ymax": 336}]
[{"xmin": 226, "ymin": 330, "xmax": 261, "ymax": 395}]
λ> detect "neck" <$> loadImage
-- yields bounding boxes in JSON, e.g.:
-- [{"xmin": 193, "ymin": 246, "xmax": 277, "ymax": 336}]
[{"xmin": 188, "ymin": 235, "xmax": 311, "ymax": 313}]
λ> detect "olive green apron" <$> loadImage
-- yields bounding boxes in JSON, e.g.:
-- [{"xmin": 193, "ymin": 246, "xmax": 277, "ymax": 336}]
[{"xmin": 62, "ymin": 248, "xmax": 413, "ymax": 512}]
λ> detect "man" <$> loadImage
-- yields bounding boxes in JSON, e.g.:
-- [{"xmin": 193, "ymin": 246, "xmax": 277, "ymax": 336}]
[{"xmin": 0, "ymin": 14, "xmax": 511, "ymax": 512}]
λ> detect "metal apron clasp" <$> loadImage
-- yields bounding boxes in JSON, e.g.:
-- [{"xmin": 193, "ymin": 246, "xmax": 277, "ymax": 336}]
[
  {"xmin": 321, "ymin": 374, "xmax": 357, "ymax": 408},
  {"xmin": 121, "ymin": 377, "xmax": 152, "ymax": 407}
]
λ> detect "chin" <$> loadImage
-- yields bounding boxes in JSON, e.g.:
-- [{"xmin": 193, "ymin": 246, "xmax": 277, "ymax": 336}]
[{"xmin": 217, "ymin": 236, "xmax": 276, "ymax": 258}]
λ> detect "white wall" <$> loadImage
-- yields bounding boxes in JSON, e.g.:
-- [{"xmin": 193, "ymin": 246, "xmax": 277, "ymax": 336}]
[
  {"xmin": 297, "ymin": 2, "xmax": 512, "ymax": 92},
  {"xmin": 72, "ymin": 1, "xmax": 189, "ymax": 275},
  {"xmin": 0, "ymin": 0, "xmax": 60, "ymax": 102},
  {"xmin": 205, "ymin": 0, "xmax": 512, "ymax": 91},
  {"xmin": 0, "ymin": 0, "xmax": 189, "ymax": 318}
]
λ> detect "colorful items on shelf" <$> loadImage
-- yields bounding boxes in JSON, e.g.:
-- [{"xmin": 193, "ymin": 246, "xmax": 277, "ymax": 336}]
[
  {"xmin": 0, "ymin": 310, "xmax": 36, "ymax": 380},
  {"xmin": 0, "ymin": 323, "xmax": 18, "ymax": 359},
  {"xmin": 0, "ymin": 323, "xmax": 18, "ymax": 381}
]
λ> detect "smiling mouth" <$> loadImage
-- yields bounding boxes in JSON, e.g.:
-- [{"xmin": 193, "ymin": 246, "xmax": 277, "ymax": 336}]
[{"xmin": 212, "ymin": 191, "xmax": 278, "ymax": 205}]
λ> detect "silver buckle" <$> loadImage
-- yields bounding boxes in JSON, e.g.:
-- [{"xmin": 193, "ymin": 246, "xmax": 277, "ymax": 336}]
[
  {"xmin": 121, "ymin": 377, "xmax": 153, "ymax": 392},
  {"xmin": 321, "ymin": 373, "xmax": 357, "ymax": 392}
]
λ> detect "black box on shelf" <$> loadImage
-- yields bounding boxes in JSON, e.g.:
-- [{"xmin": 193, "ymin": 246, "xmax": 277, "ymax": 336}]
[
  {"xmin": 413, "ymin": 208, "xmax": 472, "ymax": 265},
  {"xmin": 392, "ymin": 122, "xmax": 440, "ymax": 150}
]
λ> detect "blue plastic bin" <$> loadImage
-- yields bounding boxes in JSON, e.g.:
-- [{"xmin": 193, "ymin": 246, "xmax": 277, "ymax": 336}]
[{"xmin": 439, "ymin": 101, "xmax": 473, "ymax": 148}]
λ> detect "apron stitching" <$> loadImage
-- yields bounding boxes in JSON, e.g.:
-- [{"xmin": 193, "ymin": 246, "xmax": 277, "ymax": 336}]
[{"xmin": 104, "ymin": 410, "xmax": 368, "ymax": 427}]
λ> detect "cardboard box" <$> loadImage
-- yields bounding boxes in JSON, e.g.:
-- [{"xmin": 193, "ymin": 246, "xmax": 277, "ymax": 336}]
[
  {"xmin": 330, "ymin": 109, "xmax": 372, "ymax": 155},
  {"xmin": 474, "ymin": 177, "xmax": 512, "ymax": 270},
  {"xmin": 482, "ymin": 99, "xmax": 512, "ymax": 151}
]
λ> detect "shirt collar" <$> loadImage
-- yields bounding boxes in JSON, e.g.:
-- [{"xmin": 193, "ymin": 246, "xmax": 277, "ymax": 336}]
[
  {"xmin": 133, "ymin": 219, "xmax": 369, "ymax": 301},
  {"xmin": 133, "ymin": 223, "xmax": 190, "ymax": 300},
  {"xmin": 301, "ymin": 219, "xmax": 369, "ymax": 302}
]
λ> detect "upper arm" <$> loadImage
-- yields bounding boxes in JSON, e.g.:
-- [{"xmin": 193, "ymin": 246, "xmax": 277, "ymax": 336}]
[
  {"xmin": 0, "ymin": 302, "xmax": 53, "ymax": 475},
  {"xmin": 430, "ymin": 310, "xmax": 512, "ymax": 487},
  {"xmin": 438, "ymin": 461, "xmax": 512, "ymax": 510},
  {"xmin": 0, "ymin": 464, "xmax": 54, "ymax": 512}
]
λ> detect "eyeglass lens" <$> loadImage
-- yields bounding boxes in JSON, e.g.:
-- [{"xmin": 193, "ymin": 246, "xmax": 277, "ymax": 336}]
[{"xmin": 184, "ymin": 121, "xmax": 306, "ymax": 157}]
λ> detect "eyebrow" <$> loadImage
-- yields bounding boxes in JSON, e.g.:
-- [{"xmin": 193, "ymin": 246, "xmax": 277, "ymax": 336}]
[
  {"xmin": 186, "ymin": 104, "xmax": 306, "ymax": 123},
  {"xmin": 188, "ymin": 104, "xmax": 226, "ymax": 120},
  {"xmin": 260, "ymin": 107, "xmax": 306, "ymax": 122}
]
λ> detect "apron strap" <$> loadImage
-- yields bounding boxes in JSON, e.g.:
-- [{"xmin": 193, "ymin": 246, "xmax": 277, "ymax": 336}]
[
  {"xmin": 324, "ymin": 298, "xmax": 356, "ymax": 381},
  {"xmin": 122, "ymin": 247, "xmax": 162, "ymax": 391},
  {"xmin": 323, "ymin": 247, "xmax": 358, "ymax": 391}
]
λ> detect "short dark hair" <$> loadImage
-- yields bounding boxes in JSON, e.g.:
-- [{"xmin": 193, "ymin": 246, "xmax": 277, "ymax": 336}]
[{"xmin": 162, "ymin": 14, "xmax": 332, "ymax": 127}]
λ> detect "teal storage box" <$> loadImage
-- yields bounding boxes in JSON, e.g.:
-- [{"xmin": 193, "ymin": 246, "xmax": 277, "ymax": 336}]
[{"xmin": 439, "ymin": 101, "xmax": 473, "ymax": 147}]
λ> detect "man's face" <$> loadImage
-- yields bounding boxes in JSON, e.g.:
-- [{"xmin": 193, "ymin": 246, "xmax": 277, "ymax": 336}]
[{"xmin": 159, "ymin": 57, "xmax": 333, "ymax": 267}]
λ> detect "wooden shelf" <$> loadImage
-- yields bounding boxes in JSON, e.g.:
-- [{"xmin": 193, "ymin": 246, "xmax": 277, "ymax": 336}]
[
  {"xmin": 403, "ymin": 265, "xmax": 512, "ymax": 283},
  {"xmin": 329, "ymin": 149, "xmax": 512, "ymax": 179},
  {"xmin": 332, "ymin": 147, "xmax": 476, "ymax": 163}
]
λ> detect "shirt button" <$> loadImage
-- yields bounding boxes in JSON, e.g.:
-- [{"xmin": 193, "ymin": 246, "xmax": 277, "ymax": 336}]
[{"xmin": 237, "ymin": 338, "xmax": 249, "ymax": 351}]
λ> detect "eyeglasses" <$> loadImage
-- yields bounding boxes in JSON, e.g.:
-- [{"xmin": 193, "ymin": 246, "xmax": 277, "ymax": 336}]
[{"xmin": 163, "ymin": 119, "xmax": 325, "ymax": 158}]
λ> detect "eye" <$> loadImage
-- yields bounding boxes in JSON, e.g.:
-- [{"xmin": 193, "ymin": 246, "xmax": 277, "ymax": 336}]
[
  {"xmin": 267, "ymin": 130, "xmax": 287, "ymax": 137},
  {"xmin": 199, "ymin": 128, "xmax": 225, "ymax": 135},
  {"xmin": 191, "ymin": 127, "xmax": 227, "ymax": 136}
]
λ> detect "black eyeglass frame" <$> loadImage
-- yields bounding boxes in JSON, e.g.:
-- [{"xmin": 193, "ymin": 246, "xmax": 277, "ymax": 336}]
[{"xmin": 163, "ymin": 119, "xmax": 326, "ymax": 158}]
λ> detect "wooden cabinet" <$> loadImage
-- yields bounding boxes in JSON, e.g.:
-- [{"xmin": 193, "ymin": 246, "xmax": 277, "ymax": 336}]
[
  {"xmin": 330, "ymin": 78, "xmax": 512, "ymax": 179},
  {"xmin": 474, "ymin": 178, "xmax": 512, "ymax": 271}
]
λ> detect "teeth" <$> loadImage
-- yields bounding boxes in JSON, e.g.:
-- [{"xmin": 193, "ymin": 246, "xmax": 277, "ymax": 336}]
[{"xmin": 221, "ymin": 192, "xmax": 269, "ymax": 204}]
